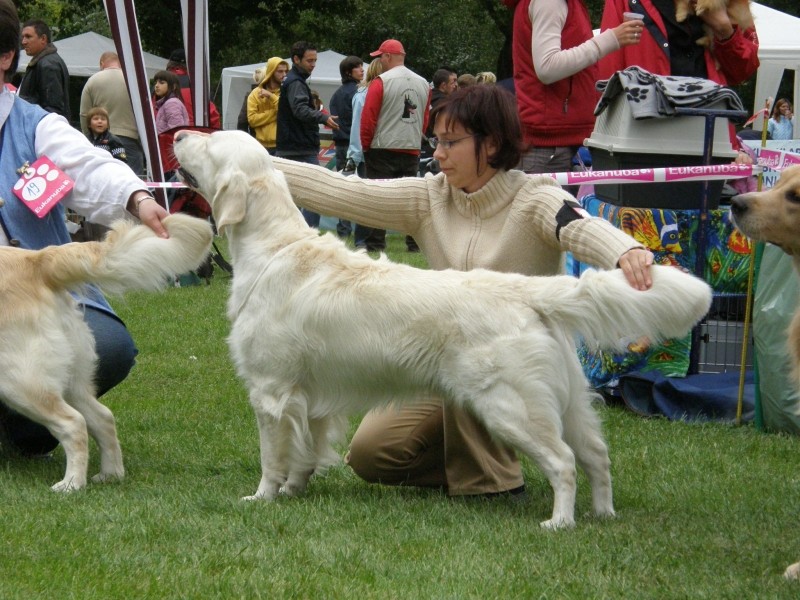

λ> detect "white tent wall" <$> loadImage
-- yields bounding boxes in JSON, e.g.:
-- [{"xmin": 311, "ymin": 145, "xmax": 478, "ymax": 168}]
[
  {"xmin": 16, "ymin": 31, "xmax": 168, "ymax": 79},
  {"xmin": 220, "ymin": 49, "xmax": 345, "ymax": 130},
  {"xmin": 750, "ymin": 2, "xmax": 800, "ymax": 138}
]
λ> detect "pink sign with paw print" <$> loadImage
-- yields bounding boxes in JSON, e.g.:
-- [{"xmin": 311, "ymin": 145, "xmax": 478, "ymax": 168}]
[{"xmin": 12, "ymin": 156, "xmax": 74, "ymax": 218}]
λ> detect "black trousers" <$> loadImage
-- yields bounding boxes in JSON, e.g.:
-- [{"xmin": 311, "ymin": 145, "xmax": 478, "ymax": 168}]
[{"xmin": 356, "ymin": 149, "xmax": 420, "ymax": 251}]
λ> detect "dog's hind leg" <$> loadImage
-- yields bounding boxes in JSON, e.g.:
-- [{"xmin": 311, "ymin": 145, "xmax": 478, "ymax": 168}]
[
  {"xmin": 65, "ymin": 359, "xmax": 124, "ymax": 483},
  {"xmin": 283, "ymin": 416, "xmax": 335, "ymax": 497},
  {"xmin": 44, "ymin": 397, "xmax": 91, "ymax": 492},
  {"xmin": 465, "ymin": 382, "xmax": 578, "ymax": 529},
  {"xmin": 561, "ymin": 389, "xmax": 614, "ymax": 519},
  {"xmin": 1, "ymin": 387, "xmax": 90, "ymax": 491},
  {"xmin": 70, "ymin": 395, "xmax": 124, "ymax": 483}
]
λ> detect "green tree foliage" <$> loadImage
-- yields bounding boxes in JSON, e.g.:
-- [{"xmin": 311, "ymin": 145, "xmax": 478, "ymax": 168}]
[
  {"xmin": 328, "ymin": 0, "xmax": 506, "ymax": 79},
  {"xmin": 18, "ymin": 0, "xmax": 110, "ymax": 39},
  {"xmin": 15, "ymin": 0, "xmax": 799, "ymax": 108}
]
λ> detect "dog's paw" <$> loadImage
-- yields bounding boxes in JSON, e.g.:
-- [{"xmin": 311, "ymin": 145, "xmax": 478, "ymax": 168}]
[
  {"xmin": 241, "ymin": 492, "xmax": 278, "ymax": 502},
  {"xmin": 280, "ymin": 483, "xmax": 307, "ymax": 497},
  {"xmin": 539, "ymin": 516, "xmax": 576, "ymax": 530},
  {"xmin": 784, "ymin": 562, "xmax": 800, "ymax": 580},
  {"xmin": 282, "ymin": 469, "xmax": 314, "ymax": 497},
  {"xmin": 593, "ymin": 506, "xmax": 616, "ymax": 519},
  {"xmin": 91, "ymin": 470, "xmax": 125, "ymax": 484},
  {"xmin": 242, "ymin": 478, "xmax": 282, "ymax": 501},
  {"xmin": 51, "ymin": 478, "xmax": 84, "ymax": 492}
]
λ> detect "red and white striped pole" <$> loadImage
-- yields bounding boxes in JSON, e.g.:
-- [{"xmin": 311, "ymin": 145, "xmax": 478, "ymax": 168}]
[{"xmin": 102, "ymin": 0, "xmax": 166, "ymax": 205}]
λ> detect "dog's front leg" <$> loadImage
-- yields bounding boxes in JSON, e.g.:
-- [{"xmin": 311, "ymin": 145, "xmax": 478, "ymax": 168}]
[
  {"xmin": 675, "ymin": 1, "xmax": 692, "ymax": 22},
  {"xmin": 242, "ymin": 409, "xmax": 287, "ymax": 501}
]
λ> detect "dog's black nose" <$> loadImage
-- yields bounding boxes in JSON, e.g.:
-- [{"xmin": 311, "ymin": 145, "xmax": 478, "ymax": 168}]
[{"xmin": 729, "ymin": 195, "xmax": 747, "ymax": 217}]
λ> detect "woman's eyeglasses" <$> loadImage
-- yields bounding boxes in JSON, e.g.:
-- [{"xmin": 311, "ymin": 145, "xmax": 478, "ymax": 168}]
[{"xmin": 428, "ymin": 134, "xmax": 477, "ymax": 150}]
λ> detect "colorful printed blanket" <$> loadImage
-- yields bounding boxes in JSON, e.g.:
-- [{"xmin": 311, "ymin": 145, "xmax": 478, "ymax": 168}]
[{"xmin": 574, "ymin": 195, "xmax": 753, "ymax": 388}]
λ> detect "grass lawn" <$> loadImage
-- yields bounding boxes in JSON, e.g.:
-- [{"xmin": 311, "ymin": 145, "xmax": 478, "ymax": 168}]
[{"xmin": 1, "ymin": 232, "xmax": 799, "ymax": 599}]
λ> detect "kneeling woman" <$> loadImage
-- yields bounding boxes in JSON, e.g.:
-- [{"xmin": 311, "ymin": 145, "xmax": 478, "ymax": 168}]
[{"xmin": 273, "ymin": 84, "xmax": 653, "ymax": 497}]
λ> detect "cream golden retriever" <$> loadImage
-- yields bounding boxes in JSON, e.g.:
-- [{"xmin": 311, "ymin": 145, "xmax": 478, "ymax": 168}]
[
  {"xmin": 730, "ymin": 165, "xmax": 800, "ymax": 579},
  {"xmin": 0, "ymin": 214, "xmax": 213, "ymax": 491},
  {"xmin": 173, "ymin": 129, "xmax": 713, "ymax": 529},
  {"xmin": 731, "ymin": 165, "xmax": 800, "ymax": 389}
]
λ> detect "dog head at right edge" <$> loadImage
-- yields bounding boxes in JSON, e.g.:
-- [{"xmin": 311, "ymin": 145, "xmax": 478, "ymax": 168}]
[{"xmin": 730, "ymin": 164, "xmax": 800, "ymax": 258}]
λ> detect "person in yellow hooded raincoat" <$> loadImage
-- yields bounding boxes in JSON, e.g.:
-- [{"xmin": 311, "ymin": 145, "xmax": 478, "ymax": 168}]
[{"xmin": 247, "ymin": 56, "xmax": 290, "ymax": 154}]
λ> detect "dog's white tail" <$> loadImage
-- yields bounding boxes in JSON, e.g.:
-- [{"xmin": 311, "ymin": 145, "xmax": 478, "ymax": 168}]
[
  {"xmin": 529, "ymin": 265, "xmax": 713, "ymax": 350},
  {"xmin": 39, "ymin": 214, "xmax": 214, "ymax": 295}
]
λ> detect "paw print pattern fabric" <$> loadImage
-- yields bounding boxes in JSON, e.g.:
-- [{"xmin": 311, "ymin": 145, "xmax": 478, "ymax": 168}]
[{"xmin": 594, "ymin": 66, "xmax": 745, "ymax": 119}]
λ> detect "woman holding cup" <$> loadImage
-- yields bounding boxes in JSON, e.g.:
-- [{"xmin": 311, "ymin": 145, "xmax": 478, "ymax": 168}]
[{"xmin": 504, "ymin": 0, "xmax": 644, "ymax": 176}]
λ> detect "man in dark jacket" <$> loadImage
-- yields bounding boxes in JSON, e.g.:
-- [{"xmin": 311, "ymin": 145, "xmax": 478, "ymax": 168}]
[
  {"xmin": 426, "ymin": 67, "xmax": 456, "ymax": 139},
  {"xmin": 19, "ymin": 20, "xmax": 70, "ymax": 120},
  {"xmin": 328, "ymin": 55, "xmax": 363, "ymax": 238},
  {"xmin": 276, "ymin": 41, "xmax": 339, "ymax": 228}
]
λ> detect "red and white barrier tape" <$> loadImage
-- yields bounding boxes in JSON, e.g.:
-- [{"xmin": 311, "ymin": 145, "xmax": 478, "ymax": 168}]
[
  {"xmin": 543, "ymin": 163, "xmax": 759, "ymax": 187},
  {"xmin": 144, "ymin": 155, "xmax": 800, "ymax": 190},
  {"xmin": 143, "ymin": 181, "xmax": 190, "ymax": 189}
]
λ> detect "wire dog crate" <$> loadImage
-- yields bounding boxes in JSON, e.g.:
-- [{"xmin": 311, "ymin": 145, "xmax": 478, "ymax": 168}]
[{"xmin": 697, "ymin": 293, "xmax": 753, "ymax": 374}]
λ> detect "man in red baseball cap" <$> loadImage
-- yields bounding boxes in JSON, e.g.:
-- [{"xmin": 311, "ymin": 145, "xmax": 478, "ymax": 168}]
[
  {"xmin": 357, "ymin": 39, "xmax": 430, "ymax": 252},
  {"xmin": 369, "ymin": 39, "xmax": 406, "ymax": 57}
]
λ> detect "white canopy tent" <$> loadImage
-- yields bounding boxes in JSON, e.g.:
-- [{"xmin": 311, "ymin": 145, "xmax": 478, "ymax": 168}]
[
  {"xmin": 16, "ymin": 31, "xmax": 168, "ymax": 79},
  {"xmin": 220, "ymin": 49, "xmax": 345, "ymax": 130},
  {"xmin": 750, "ymin": 2, "xmax": 800, "ymax": 137}
]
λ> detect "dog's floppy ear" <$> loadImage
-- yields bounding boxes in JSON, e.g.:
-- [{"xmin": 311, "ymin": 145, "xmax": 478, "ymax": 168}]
[{"xmin": 213, "ymin": 169, "xmax": 249, "ymax": 234}]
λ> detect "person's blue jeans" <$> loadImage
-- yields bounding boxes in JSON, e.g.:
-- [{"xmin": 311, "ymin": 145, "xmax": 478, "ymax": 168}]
[
  {"xmin": 276, "ymin": 151, "xmax": 321, "ymax": 228},
  {"xmin": 334, "ymin": 144, "xmax": 352, "ymax": 238},
  {"xmin": 0, "ymin": 306, "xmax": 137, "ymax": 455}
]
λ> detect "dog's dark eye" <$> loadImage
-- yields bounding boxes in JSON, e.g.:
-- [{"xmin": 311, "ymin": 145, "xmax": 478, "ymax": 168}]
[{"xmin": 787, "ymin": 190, "xmax": 800, "ymax": 204}]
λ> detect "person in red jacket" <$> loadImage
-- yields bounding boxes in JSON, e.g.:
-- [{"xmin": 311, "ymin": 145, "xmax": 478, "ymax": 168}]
[
  {"xmin": 599, "ymin": 0, "xmax": 758, "ymax": 159},
  {"xmin": 504, "ymin": 0, "xmax": 643, "ymax": 176},
  {"xmin": 166, "ymin": 49, "xmax": 221, "ymax": 129},
  {"xmin": 598, "ymin": 0, "xmax": 759, "ymax": 87}
]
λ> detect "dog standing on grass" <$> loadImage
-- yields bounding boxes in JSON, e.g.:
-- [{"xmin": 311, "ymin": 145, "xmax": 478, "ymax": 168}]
[
  {"xmin": 730, "ymin": 165, "xmax": 800, "ymax": 579},
  {"xmin": 0, "ymin": 214, "xmax": 213, "ymax": 492},
  {"xmin": 174, "ymin": 129, "xmax": 713, "ymax": 529}
]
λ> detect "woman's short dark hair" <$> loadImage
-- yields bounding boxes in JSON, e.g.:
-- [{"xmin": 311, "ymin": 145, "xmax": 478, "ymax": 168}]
[
  {"xmin": 339, "ymin": 55, "xmax": 363, "ymax": 83},
  {"xmin": 430, "ymin": 84, "xmax": 523, "ymax": 171},
  {"xmin": 0, "ymin": 0, "xmax": 20, "ymax": 78}
]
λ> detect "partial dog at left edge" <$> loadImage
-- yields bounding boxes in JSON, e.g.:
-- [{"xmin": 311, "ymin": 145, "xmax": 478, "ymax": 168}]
[{"xmin": 0, "ymin": 214, "xmax": 213, "ymax": 492}]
